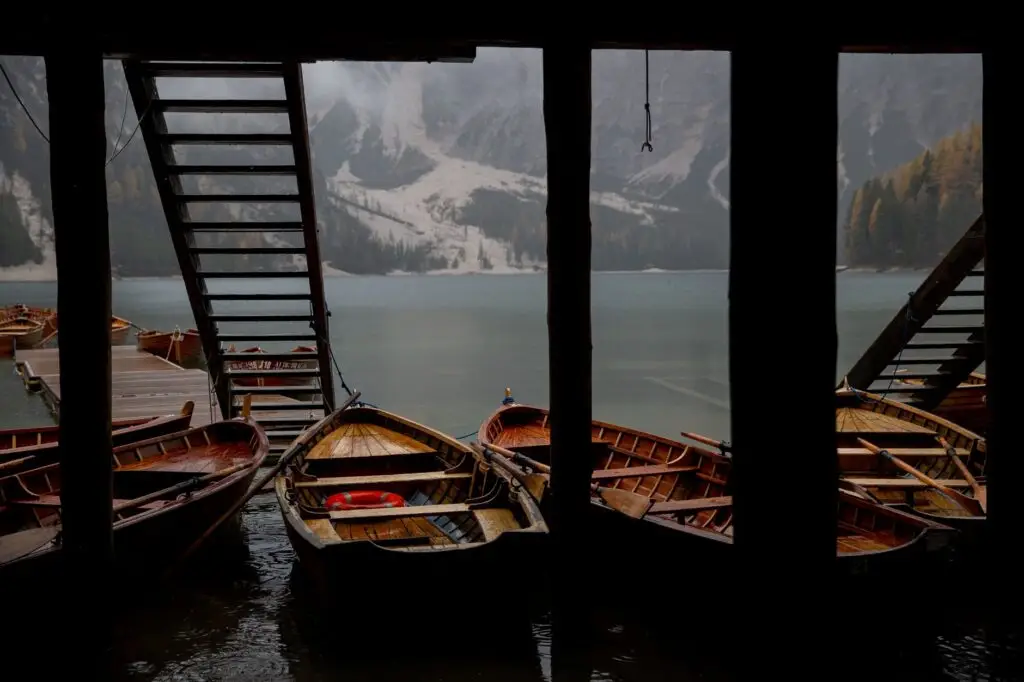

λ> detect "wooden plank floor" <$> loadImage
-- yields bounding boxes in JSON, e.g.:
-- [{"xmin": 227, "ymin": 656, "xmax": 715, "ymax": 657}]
[{"xmin": 14, "ymin": 347, "xmax": 314, "ymax": 430}]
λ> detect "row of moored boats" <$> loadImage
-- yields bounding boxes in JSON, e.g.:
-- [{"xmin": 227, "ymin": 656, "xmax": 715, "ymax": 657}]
[{"xmin": 0, "ymin": 377, "xmax": 988, "ymax": 600}]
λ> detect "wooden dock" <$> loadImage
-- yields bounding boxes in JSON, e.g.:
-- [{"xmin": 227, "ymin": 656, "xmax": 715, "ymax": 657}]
[
  {"xmin": 15, "ymin": 346, "xmax": 221, "ymax": 426},
  {"xmin": 13, "ymin": 348, "xmax": 316, "ymax": 459}
]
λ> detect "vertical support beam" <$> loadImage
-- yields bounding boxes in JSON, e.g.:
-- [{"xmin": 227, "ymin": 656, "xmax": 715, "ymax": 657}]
[
  {"xmin": 543, "ymin": 42, "xmax": 593, "ymax": 648},
  {"xmin": 283, "ymin": 62, "xmax": 335, "ymax": 411},
  {"xmin": 983, "ymin": 46, "xmax": 1018, "ymax": 590},
  {"xmin": 45, "ymin": 51, "xmax": 114, "ymax": 672},
  {"xmin": 729, "ymin": 45, "xmax": 838, "ymax": 658}
]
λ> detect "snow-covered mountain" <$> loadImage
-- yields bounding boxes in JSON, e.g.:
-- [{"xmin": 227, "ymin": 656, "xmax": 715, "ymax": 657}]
[{"xmin": 0, "ymin": 50, "xmax": 982, "ymax": 278}]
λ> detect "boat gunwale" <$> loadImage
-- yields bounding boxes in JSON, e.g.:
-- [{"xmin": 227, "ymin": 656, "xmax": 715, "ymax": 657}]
[{"xmin": 275, "ymin": 404, "xmax": 548, "ymax": 553}]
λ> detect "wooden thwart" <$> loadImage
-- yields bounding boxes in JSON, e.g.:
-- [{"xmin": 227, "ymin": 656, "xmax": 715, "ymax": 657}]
[
  {"xmin": 649, "ymin": 496, "xmax": 733, "ymax": 514},
  {"xmin": 328, "ymin": 502, "xmax": 469, "ymax": 521},
  {"xmin": 295, "ymin": 471, "xmax": 472, "ymax": 488},
  {"xmin": 591, "ymin": 464, "xmax": 697, "ymax": 481}
]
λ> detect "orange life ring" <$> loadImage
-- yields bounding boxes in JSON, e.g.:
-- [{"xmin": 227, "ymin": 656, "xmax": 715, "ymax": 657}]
[{"xmin": 325, "ymin": 490, "xmax": 406, "ymax": 510}]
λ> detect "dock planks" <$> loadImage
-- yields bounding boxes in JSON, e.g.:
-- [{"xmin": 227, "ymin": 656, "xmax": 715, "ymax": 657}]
[{"xmin": 16, "ymin": 347, "xmax": 220, "ymax": 427}]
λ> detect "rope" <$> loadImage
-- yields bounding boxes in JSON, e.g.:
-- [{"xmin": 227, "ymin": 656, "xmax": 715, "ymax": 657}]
[
  {"xmin": 880, "ymin": 292, "xmax": 916, "ymax": 398},
  {"xmin": 640, "ymin": 50, "xmax": 653, "ymax": 153},
  {"xmin": 309, "ymin": 300, "xmax": 356, "ymax": 407},
  {"xmin": 0, "ymin": 59, "xmax": 150, "ymax": 166}
]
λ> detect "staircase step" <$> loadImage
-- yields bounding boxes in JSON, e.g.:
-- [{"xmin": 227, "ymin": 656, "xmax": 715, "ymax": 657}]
[
  {"xmin": 264, "ymin": 429, "xmax": 305, "ymax": 440},
  {"xmin": 933, "ymin": 308, "xmax": 984, "ymax": 316},
  {"xmin": 168, "ymin": 164, "xmax": 297, "ymax": 175},
  {"xmin": 218, "ymin": 333, "xmax": 317, "ymax": 343},
  {"xmin": 161, "ymin": 133, "xmax": 293, "ymax": 145},
  {"xmin": 222, "ymin": 351, "xmax": 318, "ymax": 361},
  {"xmin": 887, "ymin": 357, "xmax": 964, "ymax": 365},
  {"xmin": 176, "ymin": 193, "xmax": 300, "ymax": 203},
  {"xmin": 155, "ymin": 99, "xmax": 290, "ymax": 113},
  {"xmin": 874, "ymin": 372, "xmax": 947, "ymax": 382},
  {"xmin": 198, "ymin": 271, "xmax": 308, "ymax": 278},
  {"xmin": 204, "ymin": 293, "xmax": 312, "ymax": 301},
  {"xmin": 141, "ymin": 62, "xmax": 285, "ymax": 78},
  {"xmin": 233, "ymin": 385, "xmax": 323, "ymax": 396},
  {"xmin": 948, "ymin": 290, "xmax": 984, "ymax": 297},
  {"xmin": 185, "ymin": 221, "xmax": 304, "ymax": 232},
  {"xmin": 904, "ymin": 341, "xmax": 983, "ymax": 350},
  {"xmin": 247, "ymin": 415, "xmax": 322, "ymax": 426},
  {"xmin": 191, "ymin": 247, "xmax": 306, "ymax": 255},
  {"xmin": 966, "ymin": 270, "xmax": 984, "ymax": 276},
  {"xmin": 915, "ymin": 326, "xmax": 984, "ymax": 335},
  {"xmin": 243, "ymin": 401, "xmax": 325, "ymax": 411},
  {"xmin": 211, "ymin": 313, "xmax": 313, "ymax": 322},
  {"xmin": 227, "ymin": 368, "xmax": 321, "ymax": 379}
]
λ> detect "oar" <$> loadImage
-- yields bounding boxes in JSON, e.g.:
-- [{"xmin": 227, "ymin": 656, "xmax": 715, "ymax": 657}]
[
  {"xmin": 937, "ymin": 436, "xmax": 987, "ymax": 513},
  {"xmin": 475, "ymin": 442, "xmax": 652, "ymax": 519},
  {"xmin": 112, "ymin": 461, "xmax": 252, "ymax": 516},
  {"xmin": 837, "ymin": 477, "xmax": 883, "ymax": 504},
  {"xmin": 856, "ymin": 437, "xmax": 985, "ymax": 516},
  {"xmin": 163, "ymin": 390, "xmax": 361, "ymax": 579},
  {"xmin": 680, "ymin": 431, "xmax": 732, "ymax": 455},
  {"xmin": 470, "ymin": 443, "xmax": 548, "ymax": 501}
]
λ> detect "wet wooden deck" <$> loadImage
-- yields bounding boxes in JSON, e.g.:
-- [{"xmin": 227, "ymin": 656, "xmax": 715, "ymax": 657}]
[
  {"xmin": 13, "ymin": 348, "xmax": 311, "ymax": 437},
  {"xmin": 15, "ymin": 347, "xmax": 221, "ymax": 426}
]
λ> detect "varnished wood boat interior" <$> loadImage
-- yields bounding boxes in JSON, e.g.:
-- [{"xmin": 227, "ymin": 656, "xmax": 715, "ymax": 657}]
[
  {"xmin": 0, "ymin": 420, "xmax": 267, "ymax": 567},
  {"xmin": 835, "ymin": 389, "xmax": 986, "ymax": 519},
  {"xmin": 480, "ymin": 403, "xmax": 949, "ymax": 556},
  {"xmin": 280, "ymin": 406, "xmax": 546, "ymax": 551}
]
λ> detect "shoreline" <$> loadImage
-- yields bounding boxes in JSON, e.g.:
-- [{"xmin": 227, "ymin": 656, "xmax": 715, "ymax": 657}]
[{"xmin": 0, "ymin": 265, "xmax": 934, "ymax": 284}]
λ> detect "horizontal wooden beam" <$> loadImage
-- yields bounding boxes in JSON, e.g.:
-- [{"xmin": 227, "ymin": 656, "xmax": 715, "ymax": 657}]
[{"xmin": 0, "ymin": 24, "xmax": 986, "ymax": 58}]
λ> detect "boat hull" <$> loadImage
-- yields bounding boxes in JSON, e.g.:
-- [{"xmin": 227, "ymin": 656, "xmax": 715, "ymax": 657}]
[
  {"xmin": 0, "ymin": 407, "xmax": 194, "ymax": 456},
  {"xmin": 0, "ymin": 459, "xmax": 259, "ymax": 595},
  {"xmin": 0, "ymin": 320, "xmax": 45, "ymax": 349},
  {"xmin": 279, "ymin": 492, "xmax": 546, "ymax": 609},
  {"xmin": 137, "ymin": 329, "xmax": 203, "ymax": 366}
]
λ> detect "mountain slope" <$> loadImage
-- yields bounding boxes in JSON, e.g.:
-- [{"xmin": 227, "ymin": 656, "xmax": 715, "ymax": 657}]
[{"xmin": 0, "ymin": 51, "xmax": 982, "ymax": 277}]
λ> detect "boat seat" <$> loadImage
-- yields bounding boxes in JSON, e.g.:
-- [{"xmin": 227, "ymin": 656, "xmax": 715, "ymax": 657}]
[
  {"xmin": 842, "ymin": 477, "xmax": 971, "ymax": 489},
  {"xmin": 648, "ymin": 496, "xmax": 733, "ymax": 515},
  {"xmin": 591, "ymin": 464, "xmax": 698, "ymax": 481},
  {"xmin": 838, "ymin": 447, "xmax": 970, "ymax": 458},
  {"xmin": 328, "ymin": 502, "xmax": 470, "ymax": 522},
  {"xmin": 0, "ymin": 527, "xmax": 60, "ymax": 564},
  {"xmin": 295, "ymin": 472, "xmax": 472, "ymax": 488},
  {"xmin": 473, "ymin": 508, "xmax": 520, "ymax": 541}
]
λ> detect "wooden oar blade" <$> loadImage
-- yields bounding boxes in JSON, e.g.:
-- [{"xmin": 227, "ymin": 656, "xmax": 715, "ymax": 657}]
[
  {"xmin": 523, "ymin": 473, "xmax": 548, "ymax": 501},
  {"xmin": 596, "ymin": 487, "xmax": 652, "ymax": 519}
]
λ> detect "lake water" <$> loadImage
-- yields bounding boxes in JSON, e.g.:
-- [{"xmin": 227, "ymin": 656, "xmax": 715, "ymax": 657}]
[{"xmin": 0, "ymin": 271, "xmax": 1015, "ymax": 680}]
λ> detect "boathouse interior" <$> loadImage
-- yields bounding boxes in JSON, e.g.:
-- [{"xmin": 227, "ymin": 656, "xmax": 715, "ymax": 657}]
[{"xmin": 4, "ymin": 25, "xmax": 1009, "ymax": 676}]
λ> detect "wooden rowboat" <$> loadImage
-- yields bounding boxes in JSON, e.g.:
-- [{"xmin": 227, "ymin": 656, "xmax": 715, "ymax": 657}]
[
  {"xmin": 0, "ymin": 401, "xmax": 196, "ymax": 471},
  {"xmin": 226, "ymin": 345, "xmax": 318, "ymax": 388},
  {"xmin": 0, "ymin": 317, "xmax": 45, "ymax": 350},
  {"xmin": 4, "ymin": 304, "xmax": 56, "ymax": 337},
  {"xmin": 0, "ymin": 417, "xmax": 269, "ymax": 589},
  {"xmin": 137, "ymin": 327, "xmax": 203, "ymax": 366},
  {"xmin": 34, "ymin": 311, "xmax": 136, "ymax": 346},
  {"xmin": 275, "ymin": 404, "xmax": 548, "ymax": 603},
  {"xmin": 477, "ymin": 396, "xmax": 956, "ymax": 577},
  {"xmin": 111, "ymin": 315, "xmax": 133, "ymax": 345},
  {"xmin": 835, "ymin": 387, "xmax": 987, "ymax": 532}
]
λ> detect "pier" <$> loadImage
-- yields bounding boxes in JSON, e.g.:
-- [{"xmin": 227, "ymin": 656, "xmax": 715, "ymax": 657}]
[{"xmin": 14, "ymin": 347, "xmax": 313, "ymax": 458}]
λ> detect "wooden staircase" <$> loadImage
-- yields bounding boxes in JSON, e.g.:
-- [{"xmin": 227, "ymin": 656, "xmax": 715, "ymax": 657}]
[
  {"xmin": 122, "ymin": 60, "xmax": 335, "ymax": 454},
  {"xmin": 842, "ymin": 215, "xmax": 985, "ymax": 412}
]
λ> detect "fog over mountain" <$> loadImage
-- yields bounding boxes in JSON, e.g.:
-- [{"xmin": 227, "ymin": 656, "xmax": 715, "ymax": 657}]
[{"xmin": 0, "ymin": 50, "xmax": 981, "ymax": 278}]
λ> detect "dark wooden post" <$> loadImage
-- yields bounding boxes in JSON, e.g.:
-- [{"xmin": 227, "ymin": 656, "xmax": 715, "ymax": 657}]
[
  {"xmin": 982, "ymin": 46, "xmax": 1018, "ymax": 590},
  {"xmin": 728, "ymin": 45, "xmax": 838, "ymax": 658},
  {"xmin": 543, "ymin": 41, "xmax": 594, "ymax": 649},
  {"xmin": 45, "ymin": 51, "xmax": 114, "ymax": 671}
]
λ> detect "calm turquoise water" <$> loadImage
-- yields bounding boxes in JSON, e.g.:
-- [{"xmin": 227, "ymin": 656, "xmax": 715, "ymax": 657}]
[{"xmin": 0, "ymin": 271, "xmax": 1012, "ymax": 680}]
